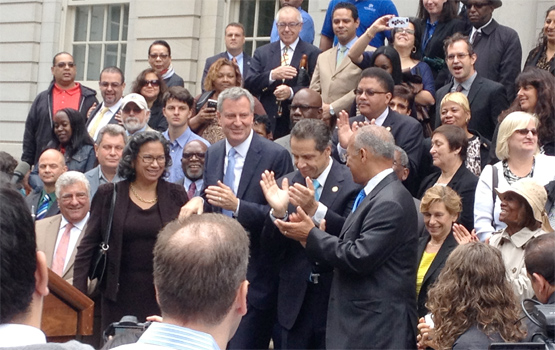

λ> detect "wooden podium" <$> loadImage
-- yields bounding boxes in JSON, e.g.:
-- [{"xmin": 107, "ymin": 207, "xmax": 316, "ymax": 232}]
[{"xmin": 41, "ymin": 269, "xmax": 94, "ymax": 342}]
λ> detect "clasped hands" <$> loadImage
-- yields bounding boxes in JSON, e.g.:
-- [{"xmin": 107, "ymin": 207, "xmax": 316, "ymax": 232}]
[{"xmin": 179, "ymin": 181, "xmax": 238, "ymax": 220}]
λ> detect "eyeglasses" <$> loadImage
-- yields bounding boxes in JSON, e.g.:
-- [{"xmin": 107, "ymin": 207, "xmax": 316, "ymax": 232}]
[
  {"xmin": 60, "ymin": 192, "xmax": 88, "ymax": 203},
  {"xmin": 276, "ymin": 22, "xmax": 302, "ymax": 28},
  {"xmin": 182, "ymin": 152, "xmax": 206, "ymax": 159},
  {"xmin": 514, "ymin": 128, "xmax": 538, "ymax": 136},
  {"xmin": 288, "ymin": 104, "xmax": 321, "ymax": 112},
  {"xmin": 149, "ymin": 53, "xmax": 169, "ymax": 59},
  {"xmin": 465, "ymin": 1, "xmax": 490, "ymax": 9},
  {"xmin": 99, "ymin": 82, "xmax": 122, "ymax": 88},
  {"xmin": 139, "ymin": 154, "xmax": 166, "ymax": 164},
  {"xmin": 122, "ymin": 105, "xmax": 143, "ymax": 114},
  {"xmin": 354, "ymin": 88, "xmax": 389, "ymax": 96},
  {"xmin": 396, "ymin": 28, "xmax": 415, "ymax": 35},
  {"xmin": 55, "ymin": 62, "xmax": 75, "ymax": 68},
  {"xmin": 142, "ymin": 79, "xmax": 160, "ymax": 87},
  {"xmin": 446, "ymin": 53, "xmax": 471, "ymax": 61}
]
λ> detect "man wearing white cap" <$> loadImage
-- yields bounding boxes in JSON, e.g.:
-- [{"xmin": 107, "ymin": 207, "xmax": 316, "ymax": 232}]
[{"xmin": 120, "ymin": 93, "xmax": 157, "ymax": 136}]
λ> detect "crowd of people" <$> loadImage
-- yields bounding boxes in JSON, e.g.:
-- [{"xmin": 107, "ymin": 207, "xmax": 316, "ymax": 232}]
[{"xmin": 2, "ymin": 0, "xmax": 555, "ymax": 349}]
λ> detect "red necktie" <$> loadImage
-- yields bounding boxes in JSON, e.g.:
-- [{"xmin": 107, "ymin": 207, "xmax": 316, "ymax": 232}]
[
  {"xmin": 187, "ymin": 182, "xmax": 197, "ymax": 200},
  {"xmin": 52, "ymin": 223, "xmax": 74, "ymax": 276}
]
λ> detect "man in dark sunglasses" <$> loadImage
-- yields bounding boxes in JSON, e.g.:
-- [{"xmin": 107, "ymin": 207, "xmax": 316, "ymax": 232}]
[{"xmin": 22, "ymin": 52, "xmax": 98, "ymax": 186}]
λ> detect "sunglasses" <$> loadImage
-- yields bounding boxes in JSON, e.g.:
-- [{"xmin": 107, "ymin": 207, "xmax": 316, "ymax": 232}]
[
  {"xmin": 354, "ymin": 88, "xmax": 388, "ymax": 96},
  {"xmin": 142, "ymin": 79, "xmax": 160, "ymax": 87},
  {"xmin": 149, "ymin": 53, "xmax": 169, "ymax": 59},
  {"xmin": 182, "ymin": 152, "xmax": 206, "ymax": 159},
  {"xmin": 514, "ymin": 128, "xmax": 538, "ymax": 136},
  {"xmin": 55, "ymin": 62, "xmax": 75, "ymax": 68}
]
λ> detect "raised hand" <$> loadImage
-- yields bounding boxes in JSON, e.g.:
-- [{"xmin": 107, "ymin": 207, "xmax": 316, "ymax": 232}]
[{"xmin": 260, "ymin": 170, "xmax": 290, "ymax": 217}]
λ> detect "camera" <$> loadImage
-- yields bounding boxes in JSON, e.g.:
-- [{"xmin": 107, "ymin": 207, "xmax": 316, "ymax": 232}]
[{"xmin": 103, "ymin": 315, "xmax": 151, "ymax": 342}]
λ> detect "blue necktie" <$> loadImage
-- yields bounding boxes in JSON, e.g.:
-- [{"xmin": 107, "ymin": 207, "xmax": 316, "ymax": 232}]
[
  {"xmin": 36, "ymin": 193, "xmax": 51, "ymax": 219},
  {"xmin": 313, "ymin": 179, "xmax": 321, "ymax": 201},
  {"xmin": 222, "ymin": 148, "xmax": 236, "ymax": 217},
  {"xmin": 351, "ymin": 189, "xmax": 366, "ymax": 213}
]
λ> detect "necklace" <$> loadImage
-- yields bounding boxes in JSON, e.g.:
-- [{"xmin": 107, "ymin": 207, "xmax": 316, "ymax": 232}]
[
  {"xmin": 427, "ymin": 241, "xmax": 443, "ymax": 247},
  {"xmin": 130, "ymin": 183, "xmax": 158, "ymax": 204}
]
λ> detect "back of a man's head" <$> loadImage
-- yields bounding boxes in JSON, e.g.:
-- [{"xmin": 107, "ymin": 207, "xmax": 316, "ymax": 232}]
[
  {"xmin": 526, "ymin": 232, "xmax": 555, "ymax": 286},
  {"xmin": 153, "ymin": 214, "xmax": 249, "ymax": 326},
  {"xmin": 0, "ymin": 186, "xmax": 37, "ymax": 323}
]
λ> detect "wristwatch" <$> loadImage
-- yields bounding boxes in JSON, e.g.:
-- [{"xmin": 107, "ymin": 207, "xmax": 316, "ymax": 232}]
[{"xmin": 329, "ymin": 104, "xmax": 335, "ymax": 116}]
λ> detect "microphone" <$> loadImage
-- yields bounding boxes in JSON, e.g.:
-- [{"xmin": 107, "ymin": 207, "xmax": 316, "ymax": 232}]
[{"xmin": 10, "ymin": 161, "xmax": 30, "ymax": 185}]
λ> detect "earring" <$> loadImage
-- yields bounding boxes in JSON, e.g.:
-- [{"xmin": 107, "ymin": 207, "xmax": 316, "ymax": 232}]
[{"xmin": 412, "ymin": 46, "xmax": 417, "ymax": 54}]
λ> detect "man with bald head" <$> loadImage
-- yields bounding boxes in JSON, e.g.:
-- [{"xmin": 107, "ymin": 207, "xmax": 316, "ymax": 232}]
[
  {"xmin": 272, "ymin": 124, "xmax": 418, "ymax": 349},
  {"xmin": 178, "ymin": 140, "xmax": 208, "ymax": 199},
  {"xmin": 26, "ymin": 149, "xmax": 68, "ymax": 220}
]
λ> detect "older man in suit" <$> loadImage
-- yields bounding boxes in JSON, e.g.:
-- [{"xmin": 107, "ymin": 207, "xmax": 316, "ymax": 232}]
[
  {"xmin": 310, "ymin": 2, "xmax": 362, "ymax": 121},
  {"xmin": 434, "ymin": 33, "xmax": 509, "ymax": 141},
  {"xmin": 35, "ymin": 171, "xmax": 90, "ymax": 284},
  {"xmin": 245, "ymin": 6, "xmax": 320, "ymax": 139},
  {"xmin": 201, "ymin": 23, "xmax": 251, "ymax": 90},
  {"xmin": 180, "ymin": 87, "xmax": 293, "ymax": 349},
  {"xmin": 261, "ymin": 119, "xmax": 360, "ymax": 349},
  {"xmin": 273, "ymin": 124, "xmax": 418, "ymax": 349}
]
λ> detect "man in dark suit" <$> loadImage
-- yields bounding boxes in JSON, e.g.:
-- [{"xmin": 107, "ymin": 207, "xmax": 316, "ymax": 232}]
[
  {"xmin": 273, "ymin": 124, "xmax": 419, "ymax": 349},
  {"xmin": 260, "ymin": 119, "xmax": 360, "ymax": 349},
  {"xmin": 245, "ymin": 6, "xmax": 320, "ymax": 139},
  {"xmin": 180, "ymin": 87, "xmax": 293, "ymax": 349},
  {"xmin": 201, "ymin": 22, "xmax": 251, "ymax": 91},
  {"xmin": 335, "ymin": 67, "xmax": 423, "ymax": 196},
  {"xmin": 434, "ymin": 33, "xmax": 509, "ymax": 141},
  {"xmin": 86, "ymin": 67, "xmax": 125, "ymax": 140}
]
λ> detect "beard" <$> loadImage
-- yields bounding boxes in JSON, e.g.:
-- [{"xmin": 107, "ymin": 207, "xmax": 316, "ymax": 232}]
[{"xmin": 123, "ymin": 116, "xmax": 147, "ymax": 133}]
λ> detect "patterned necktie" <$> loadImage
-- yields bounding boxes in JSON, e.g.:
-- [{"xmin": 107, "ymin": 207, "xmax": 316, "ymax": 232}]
[
  {"xmin": 455, "ymin": 84, "xmax": 464, "ymax": 93},
  {"xmin": 351, "ymin": 189, "xmax": 367, "ymax": 213},
  {"xmin": 52, "ymin": 223, "xmax": 74, "ymax": 276},
  {"xmin": 36, "ymin": 193, "xmax": 51, "ymax": 220},
  {"xmin": 88, "ymin": 107, "xmax": 110, "ymax": 138},
  {"xmin": 222, "ymin": 148, "xmax": 236, "ymax": 217},
  {"xmin": 336, "ymin": 46, "xmax": 347, "ymax": 67},
  {"xmin": 313, "ymin": 179, "xmax": 321, "ymax": 201},
  {"xmin": 281, "ymin": 46, "xmax": 290, "ymax": 67},
  {"xmin": 187, "ymin": 181, "xmax": 197, "ymax": 200}
]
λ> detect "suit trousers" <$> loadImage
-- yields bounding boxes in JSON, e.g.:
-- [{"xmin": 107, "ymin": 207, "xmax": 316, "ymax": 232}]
[{"xmin": 228, "ymin": 302, "xmax": 276, "ymax": 350}]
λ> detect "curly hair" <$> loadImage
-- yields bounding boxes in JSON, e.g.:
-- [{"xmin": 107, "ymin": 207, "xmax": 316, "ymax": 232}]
[
  {"xmin": 51, "ymin": 108, "xmax": 94, "ymax": 158},
  {"xmin": 204, "ymin": 58, "xmax": 242, "ymax": 92},
  {"xmin": 426, "ymin": 243, "xmax": 526, "ymax": 350},
  {"xmin": 131, "ymin": 68, "xmax": 167, "ymax": 106},
  {"xmin": 117, "ymin": 131, "xmax": 172, "ymax": 182},
  {"xmin": 420, "ymin": 185, "xmax": 462, "ymax": 218}
]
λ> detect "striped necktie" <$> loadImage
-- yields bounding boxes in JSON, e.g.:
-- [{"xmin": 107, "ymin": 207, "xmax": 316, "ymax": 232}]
[{"xmin": 36, "ymin": 193, "xmax": 51, "ymax": 220}]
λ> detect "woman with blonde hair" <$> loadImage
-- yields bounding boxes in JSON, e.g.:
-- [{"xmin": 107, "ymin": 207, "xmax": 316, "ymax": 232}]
[
  {"xmin": 418, "ymin": 243, "xmax": 526, "ymax": 349},
  {"xmin": 474, "ymin": 111, "xmax": 555, "ymax": 241}
]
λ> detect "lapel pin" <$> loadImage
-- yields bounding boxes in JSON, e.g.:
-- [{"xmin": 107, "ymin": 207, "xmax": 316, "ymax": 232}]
[{"xmin": 332, "ymin": 186, "xmax": 339, "ymax": 192}]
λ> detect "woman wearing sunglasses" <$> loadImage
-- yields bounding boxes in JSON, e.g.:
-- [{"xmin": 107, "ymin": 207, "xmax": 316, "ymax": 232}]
[
  {"xmin": 474, "ymin": 111, "xmax": 555, "ymax": 241},
  {"xmin": 131, "ymin": 68, "xmax": 168, "ymax": 132}
]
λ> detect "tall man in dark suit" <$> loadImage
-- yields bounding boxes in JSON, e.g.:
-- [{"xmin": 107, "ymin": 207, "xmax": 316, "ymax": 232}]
[
  {"xmin": 202, "ymin": 23, "xmax": 251, "ymax": 90},
  {"xmin": 260, "ymin": 119, "xmax": 360, "ymax": 349},
  {"xmin": 273, "ymin": 124, "xmax": 419, "ymax": 349},
  {"xmin": 245, "ymin": 6, "xmax": 320, "ymax": 139},
  {"xmin": 434, "ymin": 33, "xmax": 509, "ymax": 141},
  {"xmin": 180, "ymin": 87, "xmax": 293, "ymax": 349}
]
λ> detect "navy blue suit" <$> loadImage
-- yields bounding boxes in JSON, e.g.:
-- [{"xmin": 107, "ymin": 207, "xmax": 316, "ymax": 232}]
[
  {"xmin": 201, "ymin": 132, "xmax": 293, "ymax": 349},
  {"xmin": 244, "ymin": 40, "xmax": 320, "ymax": 139}
]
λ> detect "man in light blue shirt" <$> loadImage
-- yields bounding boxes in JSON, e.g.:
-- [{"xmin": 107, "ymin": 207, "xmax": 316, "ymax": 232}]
[
  {"xmin": 114, "ymin": 214, "xmax": 250, "ymax": 350},
  {"xmin": 270, "ymin": 0, "xmax": 315, "ymax": 44},
  {"xmin": 161, "ymin": 87, "xmax": 209, "ymax": 183}
]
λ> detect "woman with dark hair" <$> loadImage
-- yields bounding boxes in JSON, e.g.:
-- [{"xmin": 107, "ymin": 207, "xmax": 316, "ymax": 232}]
[
  {"xmin": 416, "ymin": 185, "xmax": 461, "ymax": 318},
  {"xmin": 189, "ymin": 58, "xmax": 266, "ymax": 144},
  {"xmin": 47, "ymin": 108, "xmax": 96, "ymax": 173},
  {"xmin": 418, "ymin": 124, "xmax": 478, "ymax": 231},
  {"xmin": 131, "ymin": 68, "xmax": 168, "ymax": 132},
  {"xmin": 525, "ymin": 5, "xmax": 555, "ymax": 75},
  {"xmin": 418, "ymin": 243, "xmax": 526, "ymax": 349},
  {"xmin": 416, "ymin": 0, "xmax": 470, "ymax": 88},
  {"xmin": 498, "ymin": 67, "xmax": 555, "ymax": 155},
  {"xmin": 73, "ymin": 131, "xmax": 188, "ymax": 338}
]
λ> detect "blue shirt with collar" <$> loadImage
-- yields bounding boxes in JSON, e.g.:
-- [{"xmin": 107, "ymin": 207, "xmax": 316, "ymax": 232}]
[
  {"xmin": 163, "ymin": 128, "xmax": 210, "ymax": 183},
  {"xmin": 270, "ymin": 7, "xmax": 315, "ymax": 44}
]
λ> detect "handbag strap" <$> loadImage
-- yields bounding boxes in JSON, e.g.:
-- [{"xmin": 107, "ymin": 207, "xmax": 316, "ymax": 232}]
[
  {"xmin": 491, "ymin": 165, "xmax": 498, "ymax": 227},
  {"xmin": 101, "ymin": 183, "xmax": 117, "ymax": 247}
]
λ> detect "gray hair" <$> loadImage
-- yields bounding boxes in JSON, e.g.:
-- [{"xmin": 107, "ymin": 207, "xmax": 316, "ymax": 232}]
[
  {"xmin": 275, "ymin": 6, "xmax": 303, "ymax": 23},
  {"xmin": 217, "ymin": 87, "xmax": 255, "ymax": 113},
  {"xmin": 96, "ymin": 124, "xmax": 128, "ymax": 145},
  {"xmin": 55, "ymin": 171, "xmax": 90, "ymax": 199},
  {"xmin": 394, "ymin": 146, "xmax": 409, "ymax": 168},
  {"xmin": 291, "ymin": 119, "xmax": 331, "ymax": 152},
  {"xmin": 354, "ymin": 125, "xmax": 395, "ymax": 160}
]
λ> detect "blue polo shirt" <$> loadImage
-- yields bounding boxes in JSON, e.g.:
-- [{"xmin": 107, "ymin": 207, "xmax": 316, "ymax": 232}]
[{"xmin": 320, "ymin": 0, "xmax": 398, "ymax": 48}]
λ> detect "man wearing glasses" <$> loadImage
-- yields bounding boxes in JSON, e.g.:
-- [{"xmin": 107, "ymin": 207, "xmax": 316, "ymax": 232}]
[
  {"xmin": 22, "ymin": 52, "xmax": 98, "ymax": 174},
  {"xmin": 245, "ymin": 6, "xmax": 320, "ymax": 139},
  {"xmin": 434, "ymin": 33, "xmax": 509, "ymax": 141},
  {"xmin": 86, "ymin": 66, "xmax": 126, "ymax": 140},
  {"xmin": 148, "ymin": 40, "xmax": 185, "ymax": 88},
  {"xmin": 178, "ymin": 140, "xmax": 208, "ymax": 199}
]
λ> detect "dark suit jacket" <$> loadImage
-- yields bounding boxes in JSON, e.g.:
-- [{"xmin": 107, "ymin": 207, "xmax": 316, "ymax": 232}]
[
  {"xmin": 25, "ymin": 188, "xmax": 60, "ymax": 219},
  {"xmin": 305, "ymin": 172, "xmax": 418, "ymax": 349},
  {"xmin": 244, "ymin": 40, "xmax": 320, "ymax": 137},
  {"xmin": 418, "ymin": 163, "xmax": 478, "ymax": 231},
  {"xmin": 73, "ymin": 180, "xmax": 187, "ymax": 301},
  {"xmin": 201, "ymin": 51, "xmax": 252, "ymax": 91},
  {"xmin": 416, "ymin": 232, "xmax": 458, "ymax": 318},
  {"xmin": 85, "ymin": 102, "xmax": 121, "ymax": 128},
  {"xmin": 202, "ymin": 133, "xmax": 293, "ymax": 310},
  {"xmin": 434, "ymin": 75, "xmax": 509, "ymax": 141},
  {"xmin": 265, "ymin": 160, "xmax": 361, "ymax": 330}
]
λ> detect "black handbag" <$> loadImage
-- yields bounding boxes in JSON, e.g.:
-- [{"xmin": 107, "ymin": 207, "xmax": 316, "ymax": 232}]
[{"xmin": 88, "ymin": 183, "xmax": 117, "ymax": 293}]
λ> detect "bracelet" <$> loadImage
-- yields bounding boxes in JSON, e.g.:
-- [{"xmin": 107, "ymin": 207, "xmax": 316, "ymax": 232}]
[{"xmin": 270, "ymin": 208, "xmax": 288, "ymax": 221}]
